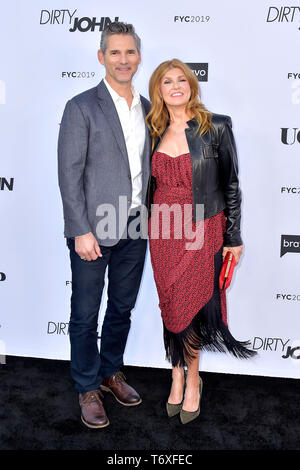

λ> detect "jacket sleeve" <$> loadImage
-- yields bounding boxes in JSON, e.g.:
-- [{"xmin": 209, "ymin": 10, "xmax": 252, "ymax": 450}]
[
  {"xmin": 218, "ymin": 116, "xmax": 243, "ymax": 247},
  {"xmin": 57, "ymin": 99, "xmax": 92, "ymax": 238}
]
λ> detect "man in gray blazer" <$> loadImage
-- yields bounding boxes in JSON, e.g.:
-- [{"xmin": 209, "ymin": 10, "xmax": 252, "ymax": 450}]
[{"xmin": 58, "ymin": 22, "xmax": 151, "ymax": 429}]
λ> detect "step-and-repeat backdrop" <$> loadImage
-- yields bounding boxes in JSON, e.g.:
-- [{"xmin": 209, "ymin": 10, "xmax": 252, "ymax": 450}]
[{"xmin": 1, "ymin": 0, "xmax": 300, "ymax": 378}]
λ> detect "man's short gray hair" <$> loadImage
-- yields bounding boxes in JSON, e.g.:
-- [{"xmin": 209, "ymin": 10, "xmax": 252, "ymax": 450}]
[{"xmin": 100, "ymin": 22, "xmax": 141, "ymax": 53}]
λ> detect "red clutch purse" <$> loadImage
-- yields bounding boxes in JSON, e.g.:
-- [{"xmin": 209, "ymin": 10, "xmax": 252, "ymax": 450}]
[{"xmin": 219, "ymin": 251, "xmax": 236, "ymax": 290}]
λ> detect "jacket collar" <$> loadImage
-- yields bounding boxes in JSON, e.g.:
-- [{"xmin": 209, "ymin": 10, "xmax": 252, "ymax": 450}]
[
  {"xmin": 163, "ymin": 116, "xmax": 198, "ymax": 129},
  {"xmin": 96, "ymin": 80, "xmax": 129, "ymax": 165},
  {"xmin": 152, "ymin": 117, "xmax": 200, "ymax": 155},
  {"xmin": 186, "ymin": 117, "xmax": 198, "ymax": 128},
  {"xmin": 96, "ymin": 79, "xmax": 150, "ymax": 168}
]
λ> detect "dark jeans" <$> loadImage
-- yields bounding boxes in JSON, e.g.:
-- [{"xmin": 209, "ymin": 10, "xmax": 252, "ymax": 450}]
[{"xmin": 67, "ymin": 216, "xmax": 147, "ymax": 393}]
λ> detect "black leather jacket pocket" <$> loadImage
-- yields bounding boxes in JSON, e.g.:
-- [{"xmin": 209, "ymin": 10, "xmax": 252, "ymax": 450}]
[{"xmin": 202, "ymin": 144, "xmax": 218, "ymax": 158}]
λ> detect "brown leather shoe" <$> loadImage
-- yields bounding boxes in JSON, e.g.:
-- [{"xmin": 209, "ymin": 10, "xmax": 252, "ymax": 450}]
[
  {"xmin": 79, "ymin": 390, "xmax": 109, "ymax": 429},
  {"xmin": 100, "ymin": 371, "xmax": 142, "ymax": 406}
]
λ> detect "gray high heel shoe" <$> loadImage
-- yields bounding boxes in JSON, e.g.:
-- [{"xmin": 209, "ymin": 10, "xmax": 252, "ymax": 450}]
[
  {"xmin": 166, "ymin": 369, "xmax": 186, "ymax": 417},
  {"xmin": 180, "ymin": 376, "xmax": 203, "ymax": 424},
  {"xmin": 166, "ymin": 401, "xmax": 183, "ymax": 418}
]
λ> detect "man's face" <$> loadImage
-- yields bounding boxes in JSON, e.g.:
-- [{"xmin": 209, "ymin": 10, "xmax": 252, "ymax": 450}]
[{"xmin": 98, "ymin": 34, "xmax": 141, "ymax": 86}]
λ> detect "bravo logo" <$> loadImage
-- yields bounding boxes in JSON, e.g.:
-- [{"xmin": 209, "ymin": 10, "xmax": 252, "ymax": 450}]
[
  {"xmin": 280, "ymin": 235, "xmax": 300, "ymax": 257},
  {"xmin": 186, "ymin": 63, "xmax": 208, "ymax": 82}
]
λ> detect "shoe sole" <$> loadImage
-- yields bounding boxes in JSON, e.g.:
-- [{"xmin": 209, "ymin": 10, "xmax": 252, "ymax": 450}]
[
  {"xmin": 100, "ymin": 385, "xmax": 142, "ymax": 406},
  {"xmin": 81, "ymin": 415, "xmax": 110, "ymax": 429}
]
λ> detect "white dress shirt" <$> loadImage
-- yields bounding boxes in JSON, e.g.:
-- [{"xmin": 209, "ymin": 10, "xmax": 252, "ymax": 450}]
[{"xmin": 104, "ymin": 79, "xmax": 146, "ymax": 210}]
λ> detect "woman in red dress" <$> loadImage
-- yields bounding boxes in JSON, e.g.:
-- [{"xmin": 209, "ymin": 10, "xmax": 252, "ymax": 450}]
[{"xmin": 146, "ymin": 59, "xmax": 255, "ymax": 424}]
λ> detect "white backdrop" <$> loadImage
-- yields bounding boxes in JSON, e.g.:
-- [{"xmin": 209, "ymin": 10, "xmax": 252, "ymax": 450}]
[{"xmin": 1, "ymin": 0, "xmax": 300, "ymax": 378}]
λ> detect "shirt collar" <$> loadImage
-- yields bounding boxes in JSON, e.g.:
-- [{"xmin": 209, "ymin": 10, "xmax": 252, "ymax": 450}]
[{"xmin": 104, "ymin": 78, "xmax": 140, "ymax": 108}]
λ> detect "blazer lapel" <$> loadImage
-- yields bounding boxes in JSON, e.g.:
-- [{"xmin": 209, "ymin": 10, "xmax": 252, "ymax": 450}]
[
  {"xmin": 97, "ymin": 80, "xmax": 130, "ymax": 168},
  {"xmin": 140, "ymin": 101, "xmax": 151, "ymax": 166}
]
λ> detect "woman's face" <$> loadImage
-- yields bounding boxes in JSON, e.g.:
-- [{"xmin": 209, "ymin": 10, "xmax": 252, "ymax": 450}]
[{"xmin": 159, "ymin": 67, "xmax": 191, "ymax": 108}]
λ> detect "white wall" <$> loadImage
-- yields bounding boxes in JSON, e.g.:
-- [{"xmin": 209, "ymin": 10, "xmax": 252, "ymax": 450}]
[{"xmin": 1, "ymin": 0, "xmax": 300, "ymax": 377}]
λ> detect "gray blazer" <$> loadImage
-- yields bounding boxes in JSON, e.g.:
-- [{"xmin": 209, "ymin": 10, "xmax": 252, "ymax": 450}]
[{"xmin": 58, "ymin": 80, "xmax": 151, "ymax": 246}]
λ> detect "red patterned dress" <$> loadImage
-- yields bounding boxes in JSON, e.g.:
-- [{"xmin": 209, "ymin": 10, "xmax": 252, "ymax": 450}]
[{"xmin": 149, "ymin": 151, "xmax": 254, "ymax": 366}]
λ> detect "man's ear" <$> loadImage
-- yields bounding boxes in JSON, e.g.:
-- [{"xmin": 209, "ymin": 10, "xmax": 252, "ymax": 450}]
[{"xmin": 97, "ymin": 49, "xmax": 105, "ymax": 65}]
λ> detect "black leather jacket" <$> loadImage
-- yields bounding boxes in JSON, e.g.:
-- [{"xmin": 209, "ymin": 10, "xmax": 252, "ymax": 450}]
[{"xmin": 147, "ymin": 113, "xmax": 242, "ymax": 247}]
